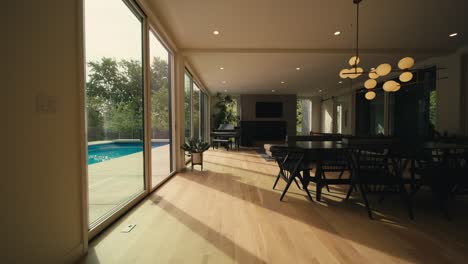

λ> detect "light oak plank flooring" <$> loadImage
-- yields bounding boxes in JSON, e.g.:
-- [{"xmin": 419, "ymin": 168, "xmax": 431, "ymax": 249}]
[{"xmin": 81, "ymin": 148, "xmax": 468, "ymax": 264}]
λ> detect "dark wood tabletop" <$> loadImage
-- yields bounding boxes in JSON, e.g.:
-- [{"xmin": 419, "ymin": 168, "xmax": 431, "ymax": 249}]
[{"xmin": 421, "ymin": 141, "xmax": 468, "ymax": 149}]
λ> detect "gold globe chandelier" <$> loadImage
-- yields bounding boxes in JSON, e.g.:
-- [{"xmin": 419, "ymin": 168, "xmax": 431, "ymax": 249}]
[{"xmin": 339, "ymin": 0, "xmax": 415, "ymax": 100}]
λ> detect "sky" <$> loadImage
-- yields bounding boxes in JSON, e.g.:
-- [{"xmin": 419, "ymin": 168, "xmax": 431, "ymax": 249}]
[{"xmin": 85, "ymin": 0, "xmax": 169, "ymax": 64}]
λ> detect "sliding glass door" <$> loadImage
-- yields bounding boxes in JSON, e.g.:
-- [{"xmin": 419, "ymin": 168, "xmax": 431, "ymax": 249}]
[
  {"xmin": 149, "ymin": 30, "xmax": 173, "ymax": 187},
  {"xmin": 184, "ymin": 72, "xmax": 208, "ymax": 157},
  {"xmin": 200, "ymin": 92, "xmax": 208, "ymax": 140},
  {"xmin": 184, "ymin": 73, "xmax": 192, "ymax": 142},
  {"xmin": 389, "ymin": 67, "xmax": 437, "ymax": 139},
  {"xmin": 193, "ymin": 83, "xmax": 201, "ymax": 139},
  {"xmin": 356, "ymin": 89, "xmax": 385, "ymax": 136},
  {"xmin": 85, "ymin": 0, "xmax": 145, "ymax": 226}
]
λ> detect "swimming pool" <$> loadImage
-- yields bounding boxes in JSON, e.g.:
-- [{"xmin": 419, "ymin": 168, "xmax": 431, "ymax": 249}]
[{"xmin": 88, "ymin": 142, "xmax": 168, "ymax": 165}]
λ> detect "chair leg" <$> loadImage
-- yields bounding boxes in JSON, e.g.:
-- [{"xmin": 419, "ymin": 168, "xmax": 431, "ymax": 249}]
[
  {"xmin": 280, "ymin": 172, "xmax": 296, "ymax": 201},
  {"xmin": 358, "ymin": 184, "xmax": 373, "ymax": 219},
  {"xmin": 345, "ymin": 183, "xmax": 354, "ymax": 200},
  {"xmin": 338, "ymin": 170, "xmax": 345, "ymax": 179},
  {"xmin": 293, "ymin": 178, "xmax": 302, "ymax": 190},
  {"xmin": 321, "ymin": 172, "xmax": 331, "ymax": 192},
  {"xmin": 303, "ymin": 185, "xmax": 314, "ymax": 201},
  {"xmin": 273, "ymin": 172, "xmax": 281, "ymax": 190}
]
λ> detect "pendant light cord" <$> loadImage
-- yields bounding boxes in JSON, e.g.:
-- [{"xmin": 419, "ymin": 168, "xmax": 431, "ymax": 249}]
[{"xmin": 355, "ymin": 1, "xmax": 360, "ymax": 73}]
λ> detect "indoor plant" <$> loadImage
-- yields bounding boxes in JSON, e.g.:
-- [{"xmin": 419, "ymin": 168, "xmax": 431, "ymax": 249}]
[
  {"xmin": 212, "ymin": 93, "xmax": 240, "ymax": 128},
  {"xmin": 181, "ymin": 138, "xmax": 210, "ymax": 170}
]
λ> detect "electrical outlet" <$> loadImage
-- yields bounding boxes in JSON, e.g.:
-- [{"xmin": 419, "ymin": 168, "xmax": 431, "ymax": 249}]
[{"xmin": 36, "ymin": 94, "xmax": 56, "ymax": 113}]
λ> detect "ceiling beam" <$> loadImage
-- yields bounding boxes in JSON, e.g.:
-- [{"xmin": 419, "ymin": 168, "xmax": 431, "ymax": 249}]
[{"xmin": 180, "ymin": 48, "xmax": 452, "ymax": 56}]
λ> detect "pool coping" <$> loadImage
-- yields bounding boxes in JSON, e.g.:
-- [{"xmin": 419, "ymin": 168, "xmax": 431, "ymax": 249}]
[{"xmin": 88, "ymin": 139, "xmax": 170, "ymax": 146}]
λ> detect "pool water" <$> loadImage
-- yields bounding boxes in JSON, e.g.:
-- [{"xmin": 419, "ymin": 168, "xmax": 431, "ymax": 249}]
[{"xmin": 88, "ymin": 142, "xmax": 168, "ymax": 165}]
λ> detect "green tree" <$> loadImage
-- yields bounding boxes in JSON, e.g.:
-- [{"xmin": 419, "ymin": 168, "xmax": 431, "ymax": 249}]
[
  {"xmin": 86, "ymin": 57, "xmax": 144, "ymax": 140},
  {"xmin": 150, "ymin": 57, "xmax": 170, "ymax": 134},
  {"xmin": 86, "ymin": 56, "xmax": 170, "ymax": 140}
]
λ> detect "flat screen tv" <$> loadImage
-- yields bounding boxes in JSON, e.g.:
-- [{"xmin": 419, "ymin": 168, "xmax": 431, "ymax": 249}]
[{"xmin": 256, "ymin": 102, "xmax": 283, "ymax": 118}]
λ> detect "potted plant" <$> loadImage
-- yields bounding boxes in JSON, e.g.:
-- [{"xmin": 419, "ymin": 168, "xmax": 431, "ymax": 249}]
[{"xmin": 181, "ymin": 138, "xmax": 210, "ymax": 170}]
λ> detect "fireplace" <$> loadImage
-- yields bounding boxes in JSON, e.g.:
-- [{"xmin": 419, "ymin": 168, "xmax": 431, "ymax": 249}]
[{"xmin": 240, "ymin": 121, "xmax": 287, "ymax": 146}]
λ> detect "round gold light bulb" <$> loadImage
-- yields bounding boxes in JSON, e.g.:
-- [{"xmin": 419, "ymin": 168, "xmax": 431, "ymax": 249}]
[
  {"xmin": 383, "ymin": 80, "xmax": 398, "ymax": 92},
  {"xmin": 365, "ymin": 91, "xmax": 376, "ymax": 100},
  {"xmin": 399, "ymin": 71, "xmax": 413, "ymax": 82},
  {"xmin": 348, "ymin": 56, "xmax": 360, "ymax": 66},
  {"xmin": 349, "ymin": 67, "xmax": 364, "ymax": 79},
  {"xmin": 339, "ymin": 69, "xmax": 349, "ymax": 79},
  {"xmin": 364, "ymin": 79, "xmax": 377, "ymax": 89},
  {"xmin": 392, "ymin": 82, "xmax": 401, "ymax": 92},
  {"xmin": 398, "ymin": 57, "xmax": 415, "ymax": 70},
  {"xmin": 369, "ymin": 71, "xmax": 379, "ymax": 79},
  {"xmin": 376, "ymin": 63, "xmax": 392, "ymax": 76}
]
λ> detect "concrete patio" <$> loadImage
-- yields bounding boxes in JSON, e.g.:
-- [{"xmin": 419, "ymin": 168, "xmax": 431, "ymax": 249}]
[{"xmin": 88, "ymin": 144, "xmax": 171, "ymax": 224}]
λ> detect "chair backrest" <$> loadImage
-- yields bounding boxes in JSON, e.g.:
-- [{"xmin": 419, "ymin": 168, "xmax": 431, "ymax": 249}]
[
  {"xmin": 281, "ymin": 149, "xmax": 305, "ymax": 173},
  {"xmin": 270, "ymin": 146, "xmax": 289, "ymax": 160},
  {"xmin": 321, "ymin": 148, "xmax": 351, "ymax": 170},
  {"xmin": 349, "ymin": 149, "xmax": 390, "ymax": 172}
]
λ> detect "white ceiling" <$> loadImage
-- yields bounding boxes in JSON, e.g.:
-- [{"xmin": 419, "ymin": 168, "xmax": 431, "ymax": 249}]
[{"xmin": 147, "ymin": 0, "xmax": 468, "ymax": 96}]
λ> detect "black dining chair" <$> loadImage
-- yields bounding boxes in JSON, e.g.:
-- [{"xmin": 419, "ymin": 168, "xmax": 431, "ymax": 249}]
[
  {"xmin": 271, "ymin": 146, "xmax": 302, "ymax": 191},
  {"xmin": 274, "ymin": 149, "xmax": 311, "ymax": 201},
  {"xmin": 319, "ymin": 148, "xmax": 352, "ymax": 192},
  {"xmin": 346, "ymin": 149, "xmax": 414, "ymax": 220},
  {"xmin": 413, "ymin": 149, "xmax": 467, "ymax": 220}
]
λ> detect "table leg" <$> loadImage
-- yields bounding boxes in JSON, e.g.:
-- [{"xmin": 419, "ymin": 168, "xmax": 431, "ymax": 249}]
[{"xmin": 315, "ymin": 161, "xmax": 323, "ymax": 201}]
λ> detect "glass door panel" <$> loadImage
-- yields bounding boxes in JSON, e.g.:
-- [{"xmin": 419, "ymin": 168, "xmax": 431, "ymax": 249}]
[
  {"xmin": 85, "ymin": 0, "xmax": 145, "ymax": 226},
  {"xmin": 184, "ymin": 73, "xmax": 192, "ymax": 162},
  {"xmin": 193, "ymin": 83, "xmax": 201, "ymax": 139},
  {"xmin": 149, "ymin": 31, "xmax": 172, "ymax": 187}
]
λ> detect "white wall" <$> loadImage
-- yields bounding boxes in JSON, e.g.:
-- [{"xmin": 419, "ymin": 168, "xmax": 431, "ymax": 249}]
[
  {"xmin": 311, "ymin": 96, "xmax": 322, "ymax": 133},
  {"xmin": 335, "ymin": 94, "xmax": 354, "ymax": 135},
  {"xmin": 4, "ymin": 0, "xmax": 85, "ymax": 262},
  {"xmin": 321, "ymin": 99, "xmax": 334, "ymax": 133}
]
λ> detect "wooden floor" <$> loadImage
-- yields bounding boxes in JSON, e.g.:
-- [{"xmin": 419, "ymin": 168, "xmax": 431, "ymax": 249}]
[{"xmin": 81, "ymin": 149, "xmax": 468, "ymax": 264}]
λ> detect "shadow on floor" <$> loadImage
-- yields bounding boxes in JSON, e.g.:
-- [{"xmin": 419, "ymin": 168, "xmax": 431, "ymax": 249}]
[
  {"xmin": 150, "ymin": 196, "xmax": 268, "ymax": 263},
  {"xmin": 177, "ymin": 164, "xmax": 468, "ymax": 263}
]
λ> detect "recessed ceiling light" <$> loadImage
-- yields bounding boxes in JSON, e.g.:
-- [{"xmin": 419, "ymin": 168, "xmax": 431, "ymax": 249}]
[
  {"xmin": 281, "ymin": 81, "xmax": 285, "ymax": 84},
  {"xmin": 296, "ymin": 67, "xmax": 301, "ymax": 71},
  {"xmin": 449, "ymin": 32, "xmax": 458, "ymax": 37},
  {"xmin": 318, "ymin": 89, "xmax": 323, "ymax": 93},
  {"xmin": 220, "ymin": 67, "xmax": 224, "ymax": 70},
  {"xmin": 221, "ymin": 81, "xmax": 227, "ymax": 84},
  {"xmin": 213, "ymin": 30, "xmax": 220, "ymax": 35},
  {"xmin": 334, "ymin": 31, "xmax": 341, "ymax": 36},
  {"xmin": 272, "ymin": 90, "xmax": 276, "ymax": 92}
]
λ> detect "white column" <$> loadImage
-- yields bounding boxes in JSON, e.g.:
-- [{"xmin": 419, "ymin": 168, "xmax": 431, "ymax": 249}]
[{"xmin": 173, "ymin": 54, "xmax": 186, "ymax": 171}]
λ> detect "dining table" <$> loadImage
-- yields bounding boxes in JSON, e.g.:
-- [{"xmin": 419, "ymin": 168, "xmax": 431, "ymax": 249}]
[{"xmin": 275, "ymin": 140, "xmax": 468, "ymax": 202}]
